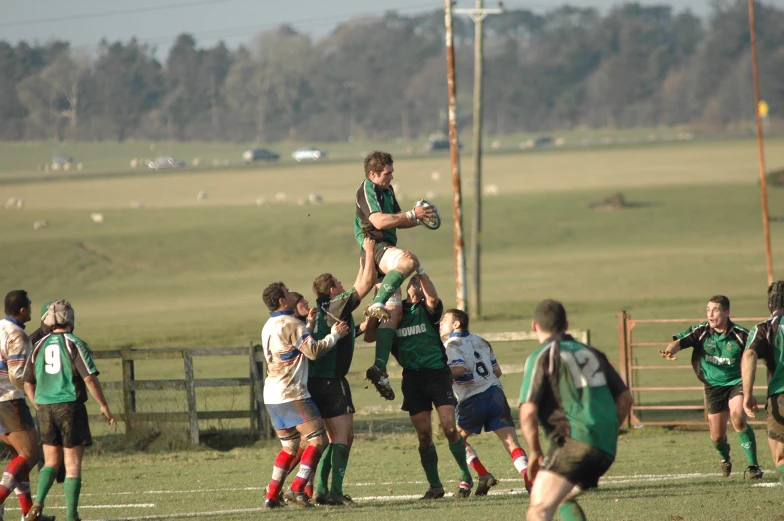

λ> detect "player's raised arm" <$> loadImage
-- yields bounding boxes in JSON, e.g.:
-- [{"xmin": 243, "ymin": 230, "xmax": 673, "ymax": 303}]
[
  {"xmin": 417, "ymin": 271, "xmax": 440, "ymax": 309},
  {"xmin": 659, "ymin": 339, "xmax": 681, "ymax": 360}
]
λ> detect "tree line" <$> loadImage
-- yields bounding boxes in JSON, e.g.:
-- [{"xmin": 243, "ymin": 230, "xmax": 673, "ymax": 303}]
[{"xmin": 1, "ymin": 0, "xmax": 782, "ymax": 143}]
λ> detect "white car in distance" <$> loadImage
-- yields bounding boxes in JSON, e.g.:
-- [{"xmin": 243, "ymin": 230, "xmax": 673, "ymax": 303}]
[{"xmin": 291, "ymin": 147, "xmax": 327, "ymax": 161}]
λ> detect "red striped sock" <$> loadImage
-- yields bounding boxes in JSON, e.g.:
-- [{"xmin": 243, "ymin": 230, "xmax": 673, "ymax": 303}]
[
  {"xmin": 466, "ymin": 444, "xmax": 488, "ymax": 477},
  {"xmin": 267, "ymin": 450, "xmax": 296, "ymax": 500},
  {"xmin": 287, "ymin": 447, "xmax": 304, "ymax": 474},
  {"xmin": 291, "ymin": 445, "xmax": 322, "ymax": 493},
  {"xmin": 0, "ymin": 456, "xmax": 29, "ymax": 504},
  {"xmin": 511, "ymin": 448, "xmax": 529, "ymax": 475},
  {"xmin": 15, "ymin": 477, "xmax": 33, "ymax": 514}
]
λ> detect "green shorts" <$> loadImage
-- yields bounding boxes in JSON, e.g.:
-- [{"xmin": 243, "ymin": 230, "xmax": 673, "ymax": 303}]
[
  {"xmin": 766, "ymin": 393, "xmax": 784, "ymax": 443},
  {"xmin": 542, "ymin": 434, "xmax": 614, "ymax": 490}
]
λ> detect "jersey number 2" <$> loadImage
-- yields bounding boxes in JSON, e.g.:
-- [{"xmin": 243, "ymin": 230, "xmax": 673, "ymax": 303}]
[
  {"xmin": 44, "ymin": 345, "xmax": 61, "ymax": 374},
  {"xmin": 561, "ymin": 350, "xmax": 606, "ymax": 388}
]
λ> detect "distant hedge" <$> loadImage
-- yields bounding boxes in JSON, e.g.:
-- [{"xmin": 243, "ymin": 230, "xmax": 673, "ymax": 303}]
[{"xmin": 767, "ymin": 169, "xmax": 784, "ymax": 187}]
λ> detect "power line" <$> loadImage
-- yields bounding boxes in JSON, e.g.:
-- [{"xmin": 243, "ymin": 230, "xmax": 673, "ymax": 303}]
[{"xmin": 0, "ymin": 0, "xmax": 238, "ymax": 29}]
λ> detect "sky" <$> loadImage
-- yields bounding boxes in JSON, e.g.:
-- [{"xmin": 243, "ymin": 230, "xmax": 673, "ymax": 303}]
[{"xmin": 2, "ymin": 0, "xmax": 784, "ymax": 59}]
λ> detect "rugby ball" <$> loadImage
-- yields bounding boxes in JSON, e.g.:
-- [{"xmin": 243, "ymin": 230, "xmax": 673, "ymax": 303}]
[{"xmin": 416, "ymin": 199, "xmax": 442, "ymax": 230}]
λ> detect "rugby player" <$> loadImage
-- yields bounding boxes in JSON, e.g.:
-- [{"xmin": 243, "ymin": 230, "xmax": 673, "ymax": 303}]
[
  {"xmin": 0, "ymin": 291, "xmax": 39, "ymax": 520},
  {"xmin": 365, "ymin": 273, "xmax": 474, "ymax": 498},
  {"xmin": 260, "ymin": 282, "xmax": 349, "ymax": 508},
  {"xmin": 741, "ymin": 280, "xmax": 784, "ymax": 486},
  {"xmin": 659, "ymin": 296, "xmax": 762, "ymax": 478},
  {"xmin": 23, "ymin": 300, "xmax": 115, "ymax": 521},
  {"xmin": 441, "ymin": 308, "xmax": 533, "ymax": 495},
  {"xmin": 520, "ymin": 300, "xmax": 633, "ymax": 521},
  {"xmin": 308, "ymin": 237, "xmax": 377, "ymax": 505},
  {"xmin": 355, "ymin": 151, "xmax": 435, "ymax": 401}
]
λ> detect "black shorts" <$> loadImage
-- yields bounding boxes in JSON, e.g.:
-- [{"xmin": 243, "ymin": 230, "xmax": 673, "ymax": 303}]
[
  {"xmin": 766, "ymin": 393, "xmax": 784, "ymax": 443},
  {"xmin": 401, "ymin": 367, "xmax": 457, "ymax": 416},
  {"xmin": 360, "ymin": 240, "xmax": 397, "ymax": 281},
  {"xmin": 704, "ymin": 384, "xmax": 743, "ymax": 414},
  {"xmin": 0, "ymin": 399, "xmax": 35, "ymax": 434},
  {"xmin": 38, "ymin": 402, "xmax": 92, "ymax": 448},
  {"xmin": 308, "ymin": 377, "xmax": 355, "ymax": 419},
  {"xmin": 542, "ymin": 435, "xmax": 614, "ymax": 490}
]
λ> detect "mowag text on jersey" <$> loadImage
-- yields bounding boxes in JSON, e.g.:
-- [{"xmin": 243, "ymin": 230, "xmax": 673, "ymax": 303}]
[{"xmin": 397, "ymin": 324, "xmax": 427, "ymax": 338}]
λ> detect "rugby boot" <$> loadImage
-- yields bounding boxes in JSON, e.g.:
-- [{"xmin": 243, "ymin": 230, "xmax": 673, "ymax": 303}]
[
  {"xmin": 456, "ymin": 480, "xmax": 473, "ymax": 498},
  {"xmin": 366, "ymin": 365, "xmax": 395, "ymax": 400},
  {"xmin": 314, "ymin": 492, "xmax": 329, "ymax": 505},
  {"xmin": 324, "ymin": 492, "xmax": 354, "ymax": 506},
  {"xmin": 364, "ymin": 302, "xmax": 391, "ymax": 322},
  {"xmin": 263, "ymin": 498, "xmax": 284, "ymax": 509},
  {"xmin": 719, "ymin": 459, "xmax": 732, "ymax": 477},
  {"xmin": 743, "ymin": 465, "xmax": 763, "ymax": 479},
  {"xmin": 474, "ymin": 473, "xmax": 498, "ymax": 496},
  {"xmin": 284, "ymin": 489, "xmax": 314, "ymax": 508},
  {"xmin": 24, "ymin": 503, "xmax": 43, "ymax": 521},
  {"xmin": 420, "ymin": 486, "xmax": 446, "ymax": 500}
]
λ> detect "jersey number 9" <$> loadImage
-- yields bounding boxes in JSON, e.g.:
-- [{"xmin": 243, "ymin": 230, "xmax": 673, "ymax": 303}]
[{"xmin": 44, "ymin": 344, "xmax": 61, "ymax": 375}]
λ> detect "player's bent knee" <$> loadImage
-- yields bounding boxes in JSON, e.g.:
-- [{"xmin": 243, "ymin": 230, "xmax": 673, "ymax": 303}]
[{"xmin": 305, "ymin": 426, "xmax": 327, "ymax": 448}]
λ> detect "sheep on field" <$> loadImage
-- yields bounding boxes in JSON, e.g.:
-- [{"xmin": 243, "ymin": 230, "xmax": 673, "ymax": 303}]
[
  {"xmin": 33, "ymin": 220, "xmax": 48, "ymax": 230},
  {"xmin": 256, "ymin": 197, "xmax": 266, "ymax": 206},
  {"xmin": 197, "ymin": 190, "xmax": 208, "ymax": 201},
  {"xmin": 308, "ymin": 193, "xmax": 323, "ymax": 205},
  {"xmin": 90, "ymin": 213, "xmax": 104, "ymax": 223},
  {"xmin": 275, "ymin": 192, "xmax": 287, "ymax": 202},
  {"xmin": 130, "ymin": 201, "xmax": 143, "ymax": 209},
  {"xmin": 484, "ymin": 184, "xmax": 499, "ymax": 196}
]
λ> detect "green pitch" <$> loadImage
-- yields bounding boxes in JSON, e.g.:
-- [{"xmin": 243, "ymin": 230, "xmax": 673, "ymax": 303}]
[{"xmin": 0, "ymin": 138, "xmax": 783, "ymax": 519}]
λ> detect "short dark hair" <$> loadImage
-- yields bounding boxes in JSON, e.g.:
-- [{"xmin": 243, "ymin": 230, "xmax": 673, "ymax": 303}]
[
  {"xmin": 534, "ymin": 299, "xmax": 567, "ymax": 334},
  {"xmin": 262, "ymin": 282, "xmax": 287, "ymax": 311},
  {"xmin": 290, "ymin": 292, "xmax": 304, "ymax": 303},
  {"xmin": 768, "ymin": 280, "xmax": 784, "ymax": 312},
  {"xmin": 445, "ymin": 308, "xmax": 469, "ymax": 331},
  {"xmin": 364, "ymin": 151, "xmax": 393, "ymax": 178},
  {"xmin": 709, "ymin": 295, "xmax": 730, "ymax": 311},
  {"xmin": 312, "ymin": 273, "xmax": 336, "ymax": 301},
  {"xmin": 4, "ymin": 290, "xmax": 31, "ymax": 317}
]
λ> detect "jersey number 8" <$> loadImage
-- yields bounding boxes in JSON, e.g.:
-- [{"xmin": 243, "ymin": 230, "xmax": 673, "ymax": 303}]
[
  {"xmin": 44, "ymin": 344, "xmax": 61, "ymax": 374},
  {"xmin": 561, "ymin": 350, "xmax": 606, "ymax": 389}
]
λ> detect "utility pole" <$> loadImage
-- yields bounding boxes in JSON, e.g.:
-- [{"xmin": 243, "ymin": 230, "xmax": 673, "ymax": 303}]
[
  {"xmin": 748, "ymin": 0, "xmax": 775, "ymax": 284},
  {"xmin": 456, "ymin": 1, "xmax": 503, "ymax": 318},
  {"xmin": 445, "ymin": 0, "xmax": 468, "ymax": 311}
]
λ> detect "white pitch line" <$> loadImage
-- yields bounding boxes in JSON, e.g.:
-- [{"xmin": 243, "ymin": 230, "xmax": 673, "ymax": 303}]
[
  {"xmin": 4, "ymin": 504, "xmax": 155, "ymax": 511},
  {"xmin": 90, "ymin": 508, "xmax": 264, "ymax": 521},
  {"xmin": 752, "ymin": 482, "xmax": 781, "ymax": 488}
]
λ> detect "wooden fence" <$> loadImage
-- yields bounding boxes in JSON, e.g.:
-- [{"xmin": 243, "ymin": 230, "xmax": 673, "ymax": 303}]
[
  {"xmin": 92, "ymin": 343, "xmax": 271, "ymax": 444},
  {"xmin": 89, "ymin": 329, "xmax": 590, "ymax": 445}
]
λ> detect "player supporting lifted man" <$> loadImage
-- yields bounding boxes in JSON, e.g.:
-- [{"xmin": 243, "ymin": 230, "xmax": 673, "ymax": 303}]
[
  {"xmin": 659, "ymin": 295, "xmax": 762, "ymax": 478},
  {"xmin": 441, "ymin": 308, "xmax": 533, "ymax": 495},
  {"xmin": 520, "ymin": 300, "xmax": 633, "ymax": 521},
  {"xmin": 260, "ymin": 282, "xmax": 349, "ymax": 508},
  {"xmin": 354, "ymin": 151, "xmax": 436, "ymax": 400},
  {"xmin": 741, "ymin": 280, "xmax": 784, "ymax": 486},
  {"xmin": 366, "ymin": 273, "xmax": 475, "ymax": 498},
  {"xmin": 307, "ymin": 237, "xmax": 377, "ymax": 505}
]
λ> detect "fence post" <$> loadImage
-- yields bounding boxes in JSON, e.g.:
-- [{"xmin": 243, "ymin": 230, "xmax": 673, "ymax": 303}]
[
  {"xmin": 249, "ymin": 342, "xmax": 257, "ymax": 438},
  {"xmin": 182, "ymin": 350, "xmax": 199, "ymax": 445},
  {"xmin": 616, "ymin": 311, "xmax": 629, "ymax": 385},
  {"xmin": 121, "ymin": 350, "xmax": 136, "ymax": 431},
  {"xmin": 249, "ymin": 344, "xmax": 269, "ymax": 439}
]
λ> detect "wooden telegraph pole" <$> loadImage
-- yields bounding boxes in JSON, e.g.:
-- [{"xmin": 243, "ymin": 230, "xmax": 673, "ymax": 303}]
[
  {"xmin": 456, "ymin": 0, "xmax": 503, "ymax": 318},
  {"xmin": 445, "ymin": 0, "xmax": 468, "ymax": 311},
  {"xmin": 748, "ymin": 0, "xmax": 775, "ymax": 284}
]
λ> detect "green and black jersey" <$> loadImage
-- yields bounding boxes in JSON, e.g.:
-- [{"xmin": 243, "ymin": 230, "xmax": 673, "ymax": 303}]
[
  {"xmin": 391, "ymin": 300, "xmax": 447, "ymax": 371},
  {"xmin": 354, "ymin": 179, "xmax": 401, "ymax": 247},
  {"xmin": 673, "ymin": 321, "xmax": 749, "ymax": 387},
  {"xmin": 310, "ymin": 289, "xmax": 362, "ymax": 379},
  {"xmin": 23, "ymin": 333, "xmax": 99, "ymax": 405},
  {"xmin": 518, "ymin": 335, "xmax": 627, "ymax": 458},
  {"xmin": 745, "ymin": 312, "xmax": 784, "ymax": 397}
]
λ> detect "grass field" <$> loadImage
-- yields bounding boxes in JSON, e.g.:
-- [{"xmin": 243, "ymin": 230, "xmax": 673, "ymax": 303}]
[{"xmin": 1, "ymin": 137, "xmax": 784, "ymax": 519}]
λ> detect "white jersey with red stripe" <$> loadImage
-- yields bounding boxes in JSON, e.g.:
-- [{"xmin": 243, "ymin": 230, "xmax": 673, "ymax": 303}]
[
  {"xmin": 261, "ymin": 310, "xmax": 339, "ymax": 405},
  {"xmin": 0, "ymin": 318, "xmax": 30, "ymax": 401},
  {"xmin": 444, "ymin": 332, "xmax": 502, "ymax": 403}
]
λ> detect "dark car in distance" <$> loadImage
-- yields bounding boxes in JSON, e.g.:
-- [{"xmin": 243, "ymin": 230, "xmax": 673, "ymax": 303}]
[{"xmin": 243, "ymin": 148, "xmax": 280, "ymax": 163}]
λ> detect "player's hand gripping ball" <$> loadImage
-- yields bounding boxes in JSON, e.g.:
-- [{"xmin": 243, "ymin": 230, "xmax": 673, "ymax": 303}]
[{"xmin": 416, "ymin": 199, "xmax": 441, "ymax": 230}]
